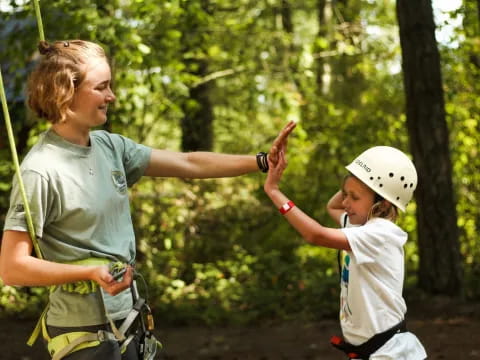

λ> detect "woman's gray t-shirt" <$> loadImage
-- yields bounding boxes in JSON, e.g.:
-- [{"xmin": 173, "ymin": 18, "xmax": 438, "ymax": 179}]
[{"xmin": 4, "ymin": 129, "xmax": 151, "ymax": 326}]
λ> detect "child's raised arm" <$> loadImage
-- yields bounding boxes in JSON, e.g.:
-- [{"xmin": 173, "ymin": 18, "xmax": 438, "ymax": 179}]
[{"xmin": 326, "ymin": 190, "xmax": 344, "ymax": 226}]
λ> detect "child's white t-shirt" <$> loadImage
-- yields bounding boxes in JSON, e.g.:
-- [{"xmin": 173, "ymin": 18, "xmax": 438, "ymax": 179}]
[{"xmin": 339, "ymin": 213, "xmax": 426, "ymax": 359}]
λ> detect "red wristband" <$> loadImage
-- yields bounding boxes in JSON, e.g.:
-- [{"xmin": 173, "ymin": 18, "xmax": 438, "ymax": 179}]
[{"xmin": 279, "ymin": 200, "xmax": 295, "ymax": 215}]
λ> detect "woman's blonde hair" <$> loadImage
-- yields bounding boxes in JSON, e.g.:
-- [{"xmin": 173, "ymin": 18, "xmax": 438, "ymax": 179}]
[{"xmin": 27, "ymin": 40, "xmax": 107, "ymax": 123}]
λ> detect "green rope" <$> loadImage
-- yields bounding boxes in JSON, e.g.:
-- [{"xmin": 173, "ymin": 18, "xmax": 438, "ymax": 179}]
[
  {"xmin": 32, "ymin": 0, "xmax": 45, "ymax": 42},
  {"xmin": 0, "ymin": 68, "xmax": 43, "ymax": 259},
  {"xmin": 0, "ymin": 0, "xmax": 47, "ymax": 259}
]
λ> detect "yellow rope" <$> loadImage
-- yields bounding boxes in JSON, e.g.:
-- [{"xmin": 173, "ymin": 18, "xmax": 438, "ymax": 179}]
[
  {"xmin": 0, "ymin": 0, "xmax": 48, "ymax": 258},
  {"xmin": 0, "ymin": 69, "xmax": 43, "ymax": 259},
  {"xmin": 32, "ymin": 0, "xmax": 45, "ymax": 42}
]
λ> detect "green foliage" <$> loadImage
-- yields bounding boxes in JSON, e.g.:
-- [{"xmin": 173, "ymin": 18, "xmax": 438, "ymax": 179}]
[
  {"xmin": 0, "ymin": 282, "xmax": 47, "ymax": 319},
  {"xmin": 1, "ymin": 0, "xmax": 479, "ymax": 325},
  {"xmin": 438, "ymin": 0, "xmax": 480, "ymax": 299},
  {"xmin": 141, "ymin": 243, "xmax": 339, "ymax": 326}
]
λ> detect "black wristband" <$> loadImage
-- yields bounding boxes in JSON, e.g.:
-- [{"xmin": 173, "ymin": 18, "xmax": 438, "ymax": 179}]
[{"xmin": 256, "ymin": 152, "xmax": 269, "ymax": 173}]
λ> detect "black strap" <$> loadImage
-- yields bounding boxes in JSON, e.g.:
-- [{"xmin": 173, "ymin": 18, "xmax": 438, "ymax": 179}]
[
  {"xmin": 337, "ymin": 214, "xmax": 349, "ymax": 281},
  {"xmin": 331, "ymin": 319, "xmax": 407, "ymax": 359}
]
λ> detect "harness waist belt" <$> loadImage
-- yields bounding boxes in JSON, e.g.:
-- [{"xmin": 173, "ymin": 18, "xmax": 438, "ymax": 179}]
[{"xmin": 330, "ymin": 319, "xmax": 407, "ymax": 359}]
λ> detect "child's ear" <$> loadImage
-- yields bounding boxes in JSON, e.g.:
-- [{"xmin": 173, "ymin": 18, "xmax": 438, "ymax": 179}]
[{"xmin": 380, "ymin": 200, "xmax": 392, "ymax": 210}]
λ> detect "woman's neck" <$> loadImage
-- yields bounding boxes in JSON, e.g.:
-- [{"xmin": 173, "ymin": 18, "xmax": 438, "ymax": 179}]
[{"xmin": 51, "ymin": 122, "xmax": 90, "ymax": 146}]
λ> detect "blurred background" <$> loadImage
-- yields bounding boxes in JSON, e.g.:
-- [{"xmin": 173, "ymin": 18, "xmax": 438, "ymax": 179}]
[{"xmin": 1, "ymin": 0, "xmax": 479, "ymax": 359}]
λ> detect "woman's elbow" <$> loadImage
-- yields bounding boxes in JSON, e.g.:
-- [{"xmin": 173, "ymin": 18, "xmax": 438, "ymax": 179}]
[
  {"xmin": 0, "ymin": 256, "xmax": 20, "ymax": 285},
  {"xmin": 0, "ymin": 262, "xmax": 14, "ymax": 285}
]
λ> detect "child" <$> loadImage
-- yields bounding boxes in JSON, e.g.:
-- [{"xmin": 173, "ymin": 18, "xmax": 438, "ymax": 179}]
[
  {"xmin": 264, "ymin": 145, "xmax": 427, "ymax": 359},
  {"xmin": 0, "ymin": 39, "xmax": 295, "ymax": 360}
]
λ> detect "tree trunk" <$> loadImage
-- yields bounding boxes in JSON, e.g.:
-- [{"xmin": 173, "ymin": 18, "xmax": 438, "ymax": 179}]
[
  {"xmin": 281, "ymin": 0, "xmax": 293, "ymax": 33},
  {"xmin": 181, "ymin": 60, "xmax": 214, "ymax": 152},
  {"xmin": 477, "ymin": 0, "xmax": 480, "ymax": 30},
  {"xmin": 316, "ymin": 0, "xmax": 329, "ymax": 93},
  {"xmin": 180, "ymin": 1, "xmax": 214, "ymax": 152},
  {"xmin": 396, "ymin": 0, "xmax": 463, "ymax": 295}
]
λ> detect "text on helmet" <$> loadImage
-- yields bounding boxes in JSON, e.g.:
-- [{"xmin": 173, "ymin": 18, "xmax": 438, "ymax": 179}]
[{"xmin": 354, "ymin": 159, "xmax": 371, "ymax": 173}]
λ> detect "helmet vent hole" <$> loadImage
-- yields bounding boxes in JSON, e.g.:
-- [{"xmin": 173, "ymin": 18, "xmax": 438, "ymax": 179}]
[
  {"xmin": 410, "ymin": 183, "xmax": 413, "ymax": 188},
  {"xmin": 377, "ymin": 176, "xmax": 381, "ymax": 180},
  {"xmin": 396, "ymin": 197, "xmax": 400, "ymax": 200},
  {"xmin": 370, "ymin": 176, "xmax": 374, "ymax": 180},
  {"xmin": 379, "ymin": 184, "xmax": 383, "ymax": 187},
  {"xmin": 389, "ymin": 172, "xmax": 394, "ymax": 177},
  {"xmin": 403, "ymin": 184, "xmax": 408, "ymax": 189},
  {"xmin": 400, "ymin": 176, "xmax": 405, "ymax": 181}
]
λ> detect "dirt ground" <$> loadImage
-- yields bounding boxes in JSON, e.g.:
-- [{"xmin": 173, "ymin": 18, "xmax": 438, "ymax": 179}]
[{"xmin": 2, "ymin": 296, "xmax": 479, "ymax": 360}]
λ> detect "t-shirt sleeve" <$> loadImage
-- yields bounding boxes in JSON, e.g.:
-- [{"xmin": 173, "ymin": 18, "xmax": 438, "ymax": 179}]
[
  {"xmin": 118, "ymin": 135, "xmax": 152, "ymax": 186},
  {"xmin": 95, "ymin": 131, "xmax": 152, "ymax": 187},
  {"xmin": 341, "ymin": 222, "xmax": 386, "ymax": 265},
  {"xmin": 3, "ymin": 170, "xmax": 53, "ymax": 238}
]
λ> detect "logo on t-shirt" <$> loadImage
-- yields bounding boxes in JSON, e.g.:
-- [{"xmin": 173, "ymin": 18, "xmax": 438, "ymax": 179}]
[
  {"xmin": 111, "ymin": 170, "xmax": 127, "ymax": 194},
  {"xmin": 342, "ymin": 254, "xmax": 350, "ymax": 283},
  {"xmin": 13, "ymin": 204, "xmax": 25, "ymax": 213},
  {"xmin": 340, "ymin": 252, "xmax": 353, "ymax": 318}
]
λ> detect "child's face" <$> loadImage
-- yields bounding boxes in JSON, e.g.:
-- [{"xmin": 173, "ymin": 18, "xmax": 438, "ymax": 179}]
[{"xmin": 342, "ymin": 176, "xmax": 376, "ymax": 225}]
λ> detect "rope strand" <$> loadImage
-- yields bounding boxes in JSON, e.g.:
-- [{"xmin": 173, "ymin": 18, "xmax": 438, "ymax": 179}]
[
  {"xmin": 32, "ymin": 0, "xmax": 45, "ymax": 42},
  {"xmin": 0, "ymin": 69, "xmax": 43, "ymax": 259},
  {"xmin": 0, "ymin": 0, "xmax": 47, "ymax": 258}
]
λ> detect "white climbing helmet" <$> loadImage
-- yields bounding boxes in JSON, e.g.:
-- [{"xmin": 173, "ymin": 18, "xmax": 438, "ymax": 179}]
[{"xmin": 345, "ymin": 146, "xmax": 417, "ymax": 212}]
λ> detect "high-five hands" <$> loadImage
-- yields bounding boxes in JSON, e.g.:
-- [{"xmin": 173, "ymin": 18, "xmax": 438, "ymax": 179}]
[{"xmin": 268, "ymin": 120, "xmax": 296, "ymax": 168}]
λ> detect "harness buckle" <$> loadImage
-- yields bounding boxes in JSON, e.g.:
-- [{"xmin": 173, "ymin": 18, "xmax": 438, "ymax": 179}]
[
  {"xmin": 330, "ymin": 335, "xmax": 342, "ymax": 345},
  {"xmin": 97, "ymin": 330, "xmax": 106, "ymax": 342}
]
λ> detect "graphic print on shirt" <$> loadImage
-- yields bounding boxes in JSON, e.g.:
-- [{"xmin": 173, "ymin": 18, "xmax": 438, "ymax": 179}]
[
  {"xmin": 111, "ymin": 170, "xmax": 127, "ymax": 194},
  {"xmin": 10, "ymin": 203, "xmax": 26, "ymax": 222},
  {"xmin": 340, "ymin": 251, "xmax": 353, "ymax": 320}
]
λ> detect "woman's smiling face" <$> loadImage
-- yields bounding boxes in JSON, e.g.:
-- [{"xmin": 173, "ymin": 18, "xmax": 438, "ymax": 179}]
[{"xmin": 68, "ymin": 58, "xmax": 116, "ymax": 129}]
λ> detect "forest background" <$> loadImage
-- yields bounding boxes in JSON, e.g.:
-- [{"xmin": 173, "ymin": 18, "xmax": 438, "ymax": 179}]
[{"xmin": 0, "ymin": 0, "xmax": 479, "ymax": 331}]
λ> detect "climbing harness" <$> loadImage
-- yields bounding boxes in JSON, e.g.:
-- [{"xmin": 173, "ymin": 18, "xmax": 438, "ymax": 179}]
[
  {"xmin": 29, "ymin": 259, "xmax": 161, "ymax": 360},
  {"xmin": 330, "ymin": 319, "xmax": 407, "ymax": 359},
  {"xmin": 1, "ymin": 1, "xmax": 162, "ymax": 359},
  {"xmin": 26, "ymin": 259, "xmax": 162, "ymax": 360}
]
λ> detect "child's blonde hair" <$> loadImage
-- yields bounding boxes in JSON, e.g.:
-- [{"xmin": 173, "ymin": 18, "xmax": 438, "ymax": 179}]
[
  {"xmin": 368, "ymin": 193, "xmax": 398, "ymax": 222},
  {"xmin": 27, "ymin": 40, "xmax": 108, "ymax": 123}
]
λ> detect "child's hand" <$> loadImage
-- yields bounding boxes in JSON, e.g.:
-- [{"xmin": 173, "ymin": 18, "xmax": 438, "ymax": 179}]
[{"xmin": 264, "ymin": 149, "xmax": 288, "ymax": 194}]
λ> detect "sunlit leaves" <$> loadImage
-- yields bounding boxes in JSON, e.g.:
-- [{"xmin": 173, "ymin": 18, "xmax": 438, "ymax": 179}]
[{"xmin": 1, "ymin": 0, "xmax": 479, "ymax": 322}]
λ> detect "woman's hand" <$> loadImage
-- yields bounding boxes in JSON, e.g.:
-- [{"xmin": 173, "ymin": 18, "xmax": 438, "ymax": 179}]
[
  {"xmin": 268, "ymin": 120, "xmax": 296, "ymax": 168},
  {"xmin": 91, "ymin": 265, "xmax": 134, "ymax": 296}
]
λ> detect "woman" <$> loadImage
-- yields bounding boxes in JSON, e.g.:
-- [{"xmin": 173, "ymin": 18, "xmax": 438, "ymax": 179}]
[{"xmin": 0, "ymin": 39, "xmax": 296, "ymax": 360}]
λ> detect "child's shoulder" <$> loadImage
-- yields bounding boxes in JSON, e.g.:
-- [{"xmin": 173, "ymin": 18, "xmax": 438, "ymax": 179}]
[{"xmin": 365, "ymin": 218, "xmax": 407, "ymax": 241}]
